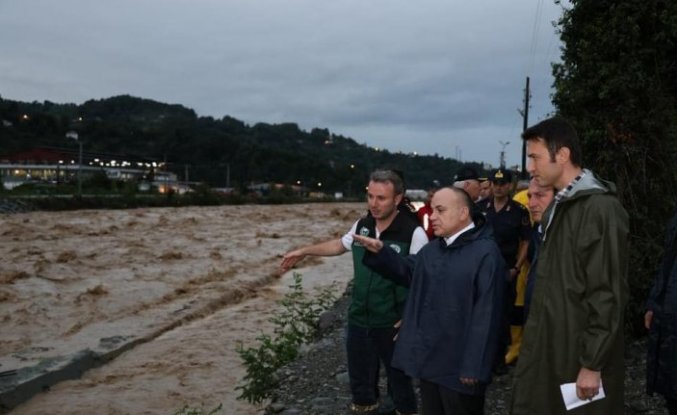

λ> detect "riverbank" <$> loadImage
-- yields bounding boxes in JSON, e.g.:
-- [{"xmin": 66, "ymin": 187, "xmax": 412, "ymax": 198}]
[{"xmin": 265, "ymin": 291, "xmax": 668, "ymax": 415}]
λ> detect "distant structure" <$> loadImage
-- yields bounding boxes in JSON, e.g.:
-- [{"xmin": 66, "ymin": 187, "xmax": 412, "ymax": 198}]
[
  {"xmin": 499, "ymin": 141, "xmax": 510, "ymax": 168},
  {"xmin": 0, "ymin": 147, "xmax": 184, "ymax": 193}
]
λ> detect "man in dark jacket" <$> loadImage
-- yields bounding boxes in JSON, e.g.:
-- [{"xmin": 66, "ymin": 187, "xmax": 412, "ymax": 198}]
[
  {"xmin": 354, "ymin": 186, "xmax": 505, "ymax": 415},
  {"xmin": 480, "ymin": 168, "xmax": 531, "ymax": 374},
  {"xmin": 645, "ymin": 209, "xmax": 677, "ymax": 414}
]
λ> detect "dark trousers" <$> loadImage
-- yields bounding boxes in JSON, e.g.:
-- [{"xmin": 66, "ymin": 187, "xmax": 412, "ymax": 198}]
[
  {"xmin": 346, "ymin": 324, "xmax": 417, "ymax": 413},
  {"xmin": 493, "ymin": 279, "xmax": 512, "ymax": 371},
  {"xmin": 667, "ymin": 397, "xmax": 677, "ymax": 415},
  {"xmin": 420, "ymin": 379, "xmax": 484, "ymax": 415}
]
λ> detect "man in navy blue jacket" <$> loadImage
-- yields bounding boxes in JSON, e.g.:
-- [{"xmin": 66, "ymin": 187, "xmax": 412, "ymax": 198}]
[{"xmin": 354, "ymin": 186, "xmax": 505, "ymax": 415}]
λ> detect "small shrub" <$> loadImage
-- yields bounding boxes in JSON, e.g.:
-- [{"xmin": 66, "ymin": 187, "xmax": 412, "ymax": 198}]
[{"xmin": 235, "ymin": 273, "xmax": 338, "ymax": 404}]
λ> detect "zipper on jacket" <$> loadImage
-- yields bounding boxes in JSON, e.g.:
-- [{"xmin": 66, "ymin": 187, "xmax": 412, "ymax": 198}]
[{"xmin": 364, "ymin": 271, "xmax": 374, "ymax": 325}]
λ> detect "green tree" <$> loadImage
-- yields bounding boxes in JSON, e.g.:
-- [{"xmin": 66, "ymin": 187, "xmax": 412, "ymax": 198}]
[
  {"xmin": 0, "ymin": 94, "xmax": 475, "ymax": 192},
  {"xmin": 552, "ymin": 0, "xmax": 677, "ymax": 336}
]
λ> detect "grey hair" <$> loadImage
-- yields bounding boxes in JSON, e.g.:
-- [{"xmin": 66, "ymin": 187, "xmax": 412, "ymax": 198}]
[{"xmin": 369, "ymin": 170, "xmax": 405, "ymax": 195}]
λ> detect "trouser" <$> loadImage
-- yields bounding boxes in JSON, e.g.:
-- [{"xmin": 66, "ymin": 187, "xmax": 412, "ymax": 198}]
[
  {"xmin": 419, "ymin": 379, "xmax": 484, "ymax": 415},
  {"xmin": 505, "ymin": 261, "xmax": 528, "ymax": 364},
  {"xmin": 667, "ymin": 397, "xmax": 677, "ymax": 415},
  {"xmin": 494, "ymin": 280, "xmax": 513, "ymax": 371},
  {"xmin": 346, "ymin": 324, "xmax": 417, "ymax": 414}
]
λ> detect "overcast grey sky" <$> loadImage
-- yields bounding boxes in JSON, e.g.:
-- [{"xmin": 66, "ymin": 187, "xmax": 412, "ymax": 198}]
[{"xmin": 0, "ymin": 0, "xmax": 565, "ymax": 167}]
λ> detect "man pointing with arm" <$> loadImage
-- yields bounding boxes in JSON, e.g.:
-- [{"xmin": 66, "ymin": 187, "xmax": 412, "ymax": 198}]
[{"xmin": 281, "ymin": 169, "xmax": 427, "ymax": 415}]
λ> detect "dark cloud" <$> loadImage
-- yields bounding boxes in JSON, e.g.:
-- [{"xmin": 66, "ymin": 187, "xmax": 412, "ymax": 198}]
[{"xmin": 0, "ymin": 0, "xmax": 564, "ymax": 166}]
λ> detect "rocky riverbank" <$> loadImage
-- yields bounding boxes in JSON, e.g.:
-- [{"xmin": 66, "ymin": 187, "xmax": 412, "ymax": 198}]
[
  {"xmin": 265, "ymin": 290, "xmax": 668, "ymax": 415},
  {"xmin": 0, "ymin": 198, "xmax": 33, "ymax": 214}
]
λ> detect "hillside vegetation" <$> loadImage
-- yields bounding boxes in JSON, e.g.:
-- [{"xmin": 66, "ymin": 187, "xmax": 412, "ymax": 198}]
[{"xmin": 0, "ymin": 95, "xmax": 479, "ymax": 194}]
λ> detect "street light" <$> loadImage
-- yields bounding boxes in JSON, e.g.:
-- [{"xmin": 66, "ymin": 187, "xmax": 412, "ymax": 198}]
[{"xmin": 66, "ymin": 131, "xmax": 82, "ymax": 197}]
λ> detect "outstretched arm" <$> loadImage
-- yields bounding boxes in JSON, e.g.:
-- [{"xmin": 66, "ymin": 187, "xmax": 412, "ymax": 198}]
[{"xmin": 280, "ymin": 239, "xmax": 347, "ymax": 274}]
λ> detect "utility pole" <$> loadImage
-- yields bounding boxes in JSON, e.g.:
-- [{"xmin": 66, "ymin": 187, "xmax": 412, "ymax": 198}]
[
  {"xmin": 520, "ymin": 76, "xmax": 530, "ymax": 178},
  {"xmin": 66, "ymin": 130, "xmax": 82, "ymax": 198}
]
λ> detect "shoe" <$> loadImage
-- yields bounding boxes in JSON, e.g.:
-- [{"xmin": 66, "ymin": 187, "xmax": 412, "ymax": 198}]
[{"xmin": 350, "ymin": 403, "xmax": 379, "ymax": 414}]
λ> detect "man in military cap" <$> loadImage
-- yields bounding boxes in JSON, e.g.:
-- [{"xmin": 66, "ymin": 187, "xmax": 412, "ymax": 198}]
[
  {"xmin": 453, "ymin": 166, "xmax": 482, "ymax": 202},
  {"xmin": 480, "ymin": 168, "xmax": 531, "ymax": 375}
]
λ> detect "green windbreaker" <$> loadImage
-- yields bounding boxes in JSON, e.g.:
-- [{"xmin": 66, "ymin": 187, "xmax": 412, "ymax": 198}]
[{"xmin": 511, "ymin": 170, "xmax": 629, "ymax": 415}]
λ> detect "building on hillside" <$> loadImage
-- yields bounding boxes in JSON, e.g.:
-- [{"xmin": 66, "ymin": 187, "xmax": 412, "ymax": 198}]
[{"xmin": 0, "ymin": 147, "xmax": 186, "ymax": 193}]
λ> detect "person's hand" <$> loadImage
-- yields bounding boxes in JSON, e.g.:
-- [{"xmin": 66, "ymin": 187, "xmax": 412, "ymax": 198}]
[
  {"xmin": 575, "ymin": 367, "xmax": 601, "ymax": 401},
  {"xmin": 393, "ymin": 319, "xmax": 402, "ymax": 341},
  {"xmin": 280, "ymin": 249, "xmax": 305, "ymax": 274},
  {"xmin": 508, "ymin": 267, "xmax": 519, "ymax": 281},
  {"xmin": 352, "ymin": 234, "xmax": 384, "ymax": 253},
  {"xmin": 459, "ymin": 377, "xmax": 478, "ymax": 386},
  {"xmin": 644, "ymin": 310, "xmax": 654, "ymax": 330}
]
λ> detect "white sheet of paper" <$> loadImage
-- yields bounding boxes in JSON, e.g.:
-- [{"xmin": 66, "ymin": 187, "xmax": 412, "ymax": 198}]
[{"xmin": 559, "ymin": 381, "xmax": 606, "ymax": 411}]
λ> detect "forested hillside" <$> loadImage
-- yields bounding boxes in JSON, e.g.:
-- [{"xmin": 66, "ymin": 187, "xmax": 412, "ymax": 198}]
[{"xmin": 0, "ymin": 95, "xmax": 480, "ymax": 194}]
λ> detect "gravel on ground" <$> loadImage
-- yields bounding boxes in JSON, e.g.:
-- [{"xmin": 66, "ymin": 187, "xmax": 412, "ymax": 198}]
[{"xmin": 265, "ymin": 289, "xmax": 668, "ymax": 415}]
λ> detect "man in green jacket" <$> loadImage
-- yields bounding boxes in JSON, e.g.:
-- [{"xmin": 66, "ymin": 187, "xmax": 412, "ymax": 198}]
[
  {"xmin": 510, "ymin": 117, "xmax": 629, "ymax": 414},
  {"xmin": 281, "ymin": 169, "xmax": 428, "ymax": 415}
]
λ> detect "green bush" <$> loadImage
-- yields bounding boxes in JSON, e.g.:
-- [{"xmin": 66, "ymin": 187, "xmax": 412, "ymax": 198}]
[{"xmin": 236, "ymin": 273, "xmax": 338, "ymax": 404}]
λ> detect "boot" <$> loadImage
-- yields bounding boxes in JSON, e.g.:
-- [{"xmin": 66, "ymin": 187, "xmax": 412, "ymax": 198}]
[{"xmin": 505, "ymin": 325, "xmax": 523, "ymax": 365}]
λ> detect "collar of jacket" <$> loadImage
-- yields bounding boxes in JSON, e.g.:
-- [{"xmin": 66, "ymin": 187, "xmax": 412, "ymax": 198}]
[
  {"xmin": 441, "ymin": 210, "xmax": 492, "ymax": 249},
  {"xmin": 558, "ymin": 168, "xmax": 615, "ymax": 203},
  {"xmin": 540, "ymin": 169, "xmax": 617, "ymax": 242}
]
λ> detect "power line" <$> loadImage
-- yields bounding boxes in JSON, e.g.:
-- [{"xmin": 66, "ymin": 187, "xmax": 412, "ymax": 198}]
[{"xmin": 528, "ymin": 0, "xmax": 545, "ymax": 76}]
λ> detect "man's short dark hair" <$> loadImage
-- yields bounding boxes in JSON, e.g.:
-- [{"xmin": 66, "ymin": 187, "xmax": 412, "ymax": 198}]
[
  {"xmin": 370, "ymin": 169, "xmax": 405, "ymax": 195},
  {"xmin": 522, "ymin": 117, "xmax": 583, "ymax": 167}
]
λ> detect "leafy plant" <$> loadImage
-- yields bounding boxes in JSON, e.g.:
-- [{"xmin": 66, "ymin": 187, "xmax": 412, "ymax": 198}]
[
  {"xmin": 236, "ymin": 273, "xmax": 338, "ymax": 404},
  {"xmin": 552, "ymin": 0, "xmax": 677, "ymax": 338}
]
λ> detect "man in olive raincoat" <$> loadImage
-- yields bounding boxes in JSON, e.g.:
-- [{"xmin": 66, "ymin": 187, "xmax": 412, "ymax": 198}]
[{"xmin": 510, "ymin": 117, "xmax": 629, "ymax": 415}]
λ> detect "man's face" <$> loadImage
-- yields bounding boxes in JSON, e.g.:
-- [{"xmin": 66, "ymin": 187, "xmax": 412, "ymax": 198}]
[
  {"xmin": 463, "ymin": 179, "xmax": 481, "ymax": 201},
  {"xmin": 527, "ymin": 179, "xmax": 554, "ymax": 223},
  {"xmin": 491, "ymin": 181, "xmax": 511, "ymax": 198},
  {"xmin": 479, "ymin": 180, "xmax": 492, "ymax": 200},
  {"xmin": 430, "ymin": 188, "xmax": 469, "ymax": 237},
  {"xmin": 366, "ymin": 180, "xmax": 401, "ymax": 220},
  {"xmin": 527, "ymin": 138, "xmax": 563, "ymax": 188}
]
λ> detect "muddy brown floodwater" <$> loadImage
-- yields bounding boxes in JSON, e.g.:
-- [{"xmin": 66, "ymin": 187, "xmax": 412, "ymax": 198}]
[{"xmin": 0, "ymin": 203, "xmax": 361, "ymax": 414}]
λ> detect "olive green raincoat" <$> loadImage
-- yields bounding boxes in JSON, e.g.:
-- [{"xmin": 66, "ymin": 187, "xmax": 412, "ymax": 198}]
[{"xmin": 510, "ymin": 170, "xmax": 629, "ymax": 414}]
